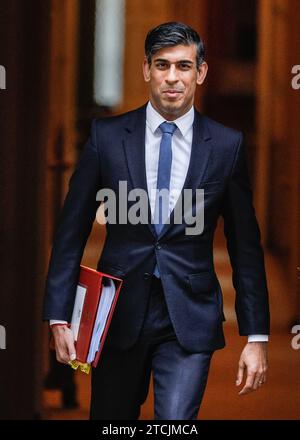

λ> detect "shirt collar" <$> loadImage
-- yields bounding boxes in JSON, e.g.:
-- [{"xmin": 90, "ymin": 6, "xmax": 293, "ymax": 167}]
[{"xmin": 146, "ymin": 101, "xmax": 194, "ymax": 137}]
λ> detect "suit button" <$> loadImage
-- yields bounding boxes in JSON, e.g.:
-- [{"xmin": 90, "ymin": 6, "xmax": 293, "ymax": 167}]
[
  {"xmin": 144, "ymin": 272, "xmax": 151, "ymax": 280},
  {"xmin": 155, "ymin": 242, "xmax": 162, "ymax": 250}
]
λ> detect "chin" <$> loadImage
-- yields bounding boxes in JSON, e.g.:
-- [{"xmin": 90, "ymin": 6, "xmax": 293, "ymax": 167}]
[
  {"xmin": 164, "ymin": 104, "xmax": 184, "ymax": 116},
  {"xmin": 161, "ymin": 100, "xmax": 180, "ymax": 111},
  {"xmin": 153, "ymin": 98, "xmax": 185, "ymax": 119}
]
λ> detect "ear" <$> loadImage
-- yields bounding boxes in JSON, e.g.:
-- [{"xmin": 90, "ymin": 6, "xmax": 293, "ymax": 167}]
[
  {"xmin": 196, "ymin": 62, "xmax": 208, "ymax": 85},
  {"xmin": 143, "ymin": 57, "xmax": 151, "ymax": 82}
]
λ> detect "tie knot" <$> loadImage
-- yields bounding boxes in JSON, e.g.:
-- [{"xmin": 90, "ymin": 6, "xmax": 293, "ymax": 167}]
[{"xmin": 159, "ymin": 121, "xmax": 177, "ymax": 136}]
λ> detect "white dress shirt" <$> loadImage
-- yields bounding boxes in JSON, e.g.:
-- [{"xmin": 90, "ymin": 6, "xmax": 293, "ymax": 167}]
[
  {"xmin": 145, "ymin": 101, "xmax": 194, "ymax": 219},
  {"xmin": 50, "ymin": 101, "xmax": 268, "ymax": 343}
]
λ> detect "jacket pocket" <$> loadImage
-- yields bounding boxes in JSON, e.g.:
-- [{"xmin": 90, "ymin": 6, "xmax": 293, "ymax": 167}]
[
  {"xmin": 188, "ymin": 271, "xmax": 218, "ymax": 294},
  {"xmin": 198, "ymin": 180, "xmax": 222, "ymax": 195}
]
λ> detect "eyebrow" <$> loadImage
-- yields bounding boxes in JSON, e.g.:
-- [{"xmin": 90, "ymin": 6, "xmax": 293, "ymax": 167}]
[{"xmin": 153, "ymin": 58, "xmax": 194, "ymax": 65}]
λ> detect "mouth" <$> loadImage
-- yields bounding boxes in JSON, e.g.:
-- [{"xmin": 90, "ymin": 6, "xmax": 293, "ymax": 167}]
[{"xmin": 162, "ymin": 89, "xmax": 183, "ymax": 98}]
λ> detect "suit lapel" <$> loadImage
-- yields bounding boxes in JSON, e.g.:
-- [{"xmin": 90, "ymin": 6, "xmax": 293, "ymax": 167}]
[
  {"xmin": 122, "ymin": 104, "xmax": 157, "ymax": 237},
  {"xmin": 122, "ymin": 105, "xmax": 212, "ymax": 239},
  {"xmin": 158, "ymin": 110, "xmax": 213, "ymax": 239}
]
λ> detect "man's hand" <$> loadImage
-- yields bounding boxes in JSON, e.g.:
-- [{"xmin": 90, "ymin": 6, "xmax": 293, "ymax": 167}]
[
  {"xmin": 51, "ymin": 325, "xmax": 76, "ymax": 364},
  {"xmin": 236, "ymin": 342, "xmax": 268, "ymax": 395}
]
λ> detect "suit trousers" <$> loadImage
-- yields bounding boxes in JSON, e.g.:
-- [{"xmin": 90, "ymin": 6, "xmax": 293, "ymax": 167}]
[{"xmin": 90, "ymin": 275, "xmax": 213, "ymax": 420}]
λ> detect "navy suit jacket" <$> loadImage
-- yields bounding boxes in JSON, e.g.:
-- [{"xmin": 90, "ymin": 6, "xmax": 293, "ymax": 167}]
[{"xmin": 43, "ymin": 103, "xmax": 270, "ymax": 352}]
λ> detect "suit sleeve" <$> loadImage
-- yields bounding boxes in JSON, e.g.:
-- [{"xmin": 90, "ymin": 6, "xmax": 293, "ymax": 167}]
[
  {"xmin": 43, "ymin": 120, "xmax": 102, "ymax": 321},
  {"xmin": 221, "ymin": 133, "xmax": 270, "ymax": 335}
]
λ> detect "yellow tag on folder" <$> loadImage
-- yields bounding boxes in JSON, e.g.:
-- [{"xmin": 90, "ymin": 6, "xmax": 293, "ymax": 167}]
[{"xmin": 68, "ymin": 360, "xmax": 91, "ymax": 375}]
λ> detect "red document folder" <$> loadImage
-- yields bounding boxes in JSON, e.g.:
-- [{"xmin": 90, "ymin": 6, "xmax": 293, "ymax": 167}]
[{"xmin": 71, "ymin": 265, "xmax": 123, "ymax": 368}]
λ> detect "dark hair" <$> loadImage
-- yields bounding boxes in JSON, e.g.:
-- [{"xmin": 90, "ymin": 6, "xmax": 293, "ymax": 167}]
[{"xmin": 145, "ymin": 22, "xmax": 205, "ymax": 69}]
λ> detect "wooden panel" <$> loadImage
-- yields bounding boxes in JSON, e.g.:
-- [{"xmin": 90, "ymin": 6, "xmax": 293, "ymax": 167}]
[
  {"xmin": 288, "ymin": 0, "xmax": 300, "ymax": 320},
  {"xmin": 0, "ymin": 0, "xmax": 51, "ymax": 419},
  {"xmin": 256, "ymin": 0, "xmax": 300, "ymax": 322},
  {"xmin": 45, "ymin": 0, "xmax": 79, "ymax": 245}
]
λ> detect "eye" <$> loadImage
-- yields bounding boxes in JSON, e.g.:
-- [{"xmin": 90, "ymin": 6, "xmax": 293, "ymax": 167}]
[
  {"xmin": 155, "ymin": 62, "xmax": 168, "ymax": 70},
  {"xmin": 178, "ymin": 63, "xmax": 192, "ymax": 70}
]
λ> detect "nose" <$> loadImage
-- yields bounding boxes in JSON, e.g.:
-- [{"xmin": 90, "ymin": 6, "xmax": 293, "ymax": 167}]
[{"xmin": 165, "ymin": 65, "xmax": 178, "ymax": 83}]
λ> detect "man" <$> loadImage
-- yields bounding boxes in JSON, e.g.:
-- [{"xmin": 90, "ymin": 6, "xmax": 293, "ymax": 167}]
[{"xmin": 43, "ymin": 22, "xmax": 270, "ymax": 420}]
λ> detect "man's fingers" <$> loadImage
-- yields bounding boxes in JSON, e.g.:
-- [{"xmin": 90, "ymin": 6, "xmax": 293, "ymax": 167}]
[
  {"xmin": 238, "ymin": 385, "xmax": 252, "ymax": 395},
  {"xmin": 237, "ymin": 342, "xmax": 268, "ymax": 395},
  {"xmin": 55, "ymin": 339, "xmax": 71, "ymax": 364},
  {"xmin": 53, "ymin": 327, "xmax": 76, "ymax": 364},
  {"xmin": 56, "ymin": 342, "xmax": 76, "ymax": 363},
  {"xmin": 236, "ymin": 362, "xmax": 245, "ymax": 386},
  {"xmin": 56, "ymin": 350, "xmax": 70, "ymax": 364},
  {"xmin": 56, "ymin": 338, "xmax": 73, "ymax": 363},
  {"xmin": 238, "ymin": 371, "xmax": 256, "ymax": 395},
  {"xmin": 64, "ymin": 329, "xmax": 76, "ymax": 361},
  {"xmin": 239, "ymin": 371, "xmax": 267, "ymax": 395},
  {"xmin": 257, "ymin": 372, "xmax": 267, "ymax": 387},
  {"xmin": 253, "ymin": 373, "xmax": 265, "ymax": 389},
  {"xmin": 66, "ymin": 340, "xmax": 76, "ymax": 361}
]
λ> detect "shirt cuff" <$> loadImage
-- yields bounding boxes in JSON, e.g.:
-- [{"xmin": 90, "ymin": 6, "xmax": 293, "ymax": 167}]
[
  {"xmin": 247, "ymin": 334, "xmax": 269, "ymax": 342},
  {"xmin": 49, "ymin": 319, "xmax": 68, "ymax": 326}
]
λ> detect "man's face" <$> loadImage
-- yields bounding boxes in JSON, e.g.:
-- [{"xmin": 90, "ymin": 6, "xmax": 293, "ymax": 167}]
[{"xmin": 143, "ymin": 44, "xmax": 208, "ymax": 120}]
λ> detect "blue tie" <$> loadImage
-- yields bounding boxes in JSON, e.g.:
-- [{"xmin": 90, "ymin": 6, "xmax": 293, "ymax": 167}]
[{"xmin": 153, "ymin": 122, "xmax": 177, "ymax": 277}]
